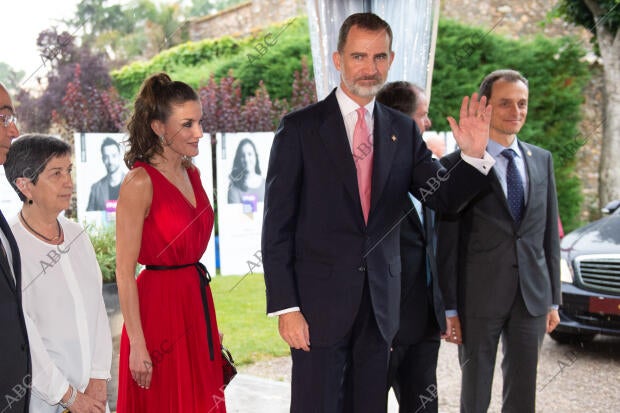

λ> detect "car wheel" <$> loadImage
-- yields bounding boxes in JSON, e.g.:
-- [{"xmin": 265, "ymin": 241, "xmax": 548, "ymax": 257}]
[{"xmin": 549, "ymin": 330, "xmax": 596, "ymax": 344}]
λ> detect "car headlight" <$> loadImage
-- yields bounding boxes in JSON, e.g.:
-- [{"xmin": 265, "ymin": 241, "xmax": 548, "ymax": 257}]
[{"xmin": 560, "ymin": 258, "xmax": 574, "ymax": 283}]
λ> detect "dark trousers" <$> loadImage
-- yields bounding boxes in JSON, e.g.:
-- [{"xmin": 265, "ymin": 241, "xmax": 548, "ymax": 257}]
[
  {"xmin": 290, "ymin": 279, "xmax": 390, "ymax": 413},
  {"xmin": 388, "ymin": 320, "xmax": 440, "ymax": 413},
  {"xmin": 459, "ymin": 291, "xmax": 547, "ymax": 413}
]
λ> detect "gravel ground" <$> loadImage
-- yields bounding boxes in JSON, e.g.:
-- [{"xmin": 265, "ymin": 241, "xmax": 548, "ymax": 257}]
[
  {"xmin": 105, "ymin": 287, "xmax": 620, "ymax": 412},
  {"xmin": 240, "ymin": 334, "xmax": 620, "ymax": 413}
]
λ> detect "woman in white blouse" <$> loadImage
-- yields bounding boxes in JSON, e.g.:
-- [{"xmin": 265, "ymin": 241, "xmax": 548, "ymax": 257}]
[{"xmin": 4, "ymin": 134, "xmax": 112, "ymax": 413}]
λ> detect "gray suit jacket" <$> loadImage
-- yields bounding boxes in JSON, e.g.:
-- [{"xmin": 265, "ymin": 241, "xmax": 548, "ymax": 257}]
[{"xmin": 437, "ymin": 141, "xmax": 561, "ymax": 318}]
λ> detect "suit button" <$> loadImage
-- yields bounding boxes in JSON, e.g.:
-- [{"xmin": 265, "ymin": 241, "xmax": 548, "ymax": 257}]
[
  {"xmin": 512, "ymin": 264, "xmax": 519, "ymax": 269},
  {"xmin": 358, "ymin": 266, "xmax": 366, "ymax": 272},
  {"xmin": 21, "ymin": 344, "xmax": 26, "ymax": 351}
]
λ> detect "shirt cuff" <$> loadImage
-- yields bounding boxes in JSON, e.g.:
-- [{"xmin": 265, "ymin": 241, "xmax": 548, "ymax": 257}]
[
  {"xmin": 460, "ymin": 151, "xmax": 495, "ymax": 175},
  {"xmin": 445, "ymin": 309, "xmax": 458, "ymax": 317},
  {"xmin": 90, "ymin": 371, "xmax": 112, "ymax": 381},
  {"xmin": 267, "ymin": 307, "xmax": 300, "ymax": 317},
  {"xmin": 550, "ymin": 305, "xmax": 559, "ymax": 311}
]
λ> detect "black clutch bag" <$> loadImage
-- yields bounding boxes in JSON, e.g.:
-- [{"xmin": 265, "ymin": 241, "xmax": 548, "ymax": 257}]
[{"xmin": 222, "ymin": 345, "xmax": 237, "ymax": 387}]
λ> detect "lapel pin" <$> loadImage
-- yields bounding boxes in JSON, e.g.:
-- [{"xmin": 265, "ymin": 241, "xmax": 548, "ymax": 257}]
[
  {"xmin": 527, "ymin": 150, "xmax": 532, "ymax": 156},
  {"xmin": 391, "ymin": 135, "xmax": 397, "ymax": 142}
]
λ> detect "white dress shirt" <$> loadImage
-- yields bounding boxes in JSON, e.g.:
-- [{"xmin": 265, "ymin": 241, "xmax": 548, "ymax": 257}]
[{"xmin": 10, "ymin": 216, "xmax": 112, "ymax": 412}]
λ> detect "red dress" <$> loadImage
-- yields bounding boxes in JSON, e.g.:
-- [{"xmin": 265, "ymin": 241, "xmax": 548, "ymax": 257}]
[{"xmin": 117, "ymin": 161, "xmax": 226, "ymax": 412}]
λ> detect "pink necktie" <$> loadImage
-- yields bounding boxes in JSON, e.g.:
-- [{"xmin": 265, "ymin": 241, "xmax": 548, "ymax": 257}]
[{"xmin": 353, "ymin": 107, "xmax": 373, "ymax": 223}]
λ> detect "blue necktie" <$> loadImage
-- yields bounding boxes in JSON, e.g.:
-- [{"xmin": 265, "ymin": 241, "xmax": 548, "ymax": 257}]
[{"xmin": 501, "ymin": 149, "xmax": 525, "ymax": 223}]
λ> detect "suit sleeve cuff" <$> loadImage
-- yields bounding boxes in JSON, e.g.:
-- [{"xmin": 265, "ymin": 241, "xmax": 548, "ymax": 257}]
[
  {"xmin": 268, "ymin": 307, "xmax": 300, "ymax": 317},
  {"xmin": 445, "ymin": 309, "xmax": 458, "ymax": 317},
  {"xmin": 460, "ymin": 151, "xmax": 495, "ymax": 175}
]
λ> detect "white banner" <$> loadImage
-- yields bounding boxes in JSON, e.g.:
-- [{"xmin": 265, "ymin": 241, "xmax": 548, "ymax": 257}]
[{"xmin": 216, "ymin": 132, "xmax": 274, "ymax": 276}]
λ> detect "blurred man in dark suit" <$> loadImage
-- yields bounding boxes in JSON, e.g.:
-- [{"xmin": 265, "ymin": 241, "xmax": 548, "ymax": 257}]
[
  {"xmin": 378, "ymin": 81, "xmax": 445, "ymax": 413},
  {"xmin": 0, "ymin": 82, "xmax": 31, "ymax": 412}
]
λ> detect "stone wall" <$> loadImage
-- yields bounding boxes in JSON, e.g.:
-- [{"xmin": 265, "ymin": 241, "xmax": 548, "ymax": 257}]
[
  {"xmin": 189, "ymin": 0, "xmax": 603, "ymax": 221},
  {"xmin": 189, "ymin": 0, "xmax": 304, "ymax": 41}
]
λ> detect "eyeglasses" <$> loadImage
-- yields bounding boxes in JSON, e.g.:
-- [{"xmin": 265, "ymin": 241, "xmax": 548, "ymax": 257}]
[{"xmin": 0, "ymin": 113, "xmax": 18, "ymax": 128}]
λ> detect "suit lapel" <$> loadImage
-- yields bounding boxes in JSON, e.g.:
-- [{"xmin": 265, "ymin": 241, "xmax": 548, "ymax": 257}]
[
  {"xmin": 370, "ymin": 103, "xmax": 399, "ymax": 216},
  {"xmin": 519, "ymin": 141, "xmax": 538, "ymax": 224},
  {"xmin": 0, "ymin": 210, "xmax": 18, "ymax": 293},
  {"xmin": 318, "ymin": 91, "xmax": 362, "ymax": 215}
]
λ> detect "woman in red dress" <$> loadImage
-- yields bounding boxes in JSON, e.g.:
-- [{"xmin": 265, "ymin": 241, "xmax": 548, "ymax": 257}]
[{"xmin": 115, "ymin": 73, "xmax": 226, "ymax": 412}]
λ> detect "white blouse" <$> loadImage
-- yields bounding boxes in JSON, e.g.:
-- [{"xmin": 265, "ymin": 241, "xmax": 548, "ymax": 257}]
[{"xmin": 10, "ymin": 216, "xmax": 112, "ymax": 412}]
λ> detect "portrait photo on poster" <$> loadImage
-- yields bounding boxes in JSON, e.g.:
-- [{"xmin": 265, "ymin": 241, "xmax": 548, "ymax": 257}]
[
  {"xmin": 226, "ymin": 136, "xmax": 267, "ymax": 212},
  {"xmin": 216, "ymin": 132, "xmax": 274, "ymax": 275},
  {"xmin": 75, "ymin": 133, "xmax": 128, "ymax": 226}
]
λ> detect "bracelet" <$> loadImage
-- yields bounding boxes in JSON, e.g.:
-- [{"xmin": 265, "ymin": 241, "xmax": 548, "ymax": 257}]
[{"xmin": 59, "ymin": 385, "xmax": 77, "ymax": 409}]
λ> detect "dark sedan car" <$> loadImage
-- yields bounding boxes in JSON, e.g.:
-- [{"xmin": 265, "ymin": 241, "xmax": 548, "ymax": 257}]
[{"xmin": 551, "ymin": 200, "xmax": 620, "ymax": 343}]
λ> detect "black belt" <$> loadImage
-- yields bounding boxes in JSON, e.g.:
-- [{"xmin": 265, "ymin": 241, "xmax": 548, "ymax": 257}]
[{"xmin": 145, "ymin": 262, "xmax": 214, "ymax": 361}]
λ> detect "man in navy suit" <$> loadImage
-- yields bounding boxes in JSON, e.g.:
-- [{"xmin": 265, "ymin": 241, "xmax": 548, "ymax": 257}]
[
  {"xmin": 262, "ymin": 13, "xmax": 496, "ymax": 413},
  {"xmin": 377, "ymin": 81, "xmax": 445, "ymax": 413},
  {"xmin": 437, "ymin": 69, "xmax": 561, "ymax": 413},
  {"xmin": 0, "ymin": 82, "xmax": 31, "ymax": 412}
]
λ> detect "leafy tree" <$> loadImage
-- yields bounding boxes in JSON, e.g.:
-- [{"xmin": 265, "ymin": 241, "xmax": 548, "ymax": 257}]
[
  {"xmin": 15, "ymin": 28, "xmax": 115, "ymax": 133},
  {"xmin": 67, "ymin": 0, "xmax": 187, "ymax": 68},
  {"xmin": 0, "ymin": 62, "xmax": 25, "ymax": 93},
  {"xmin": 186, "ymin": 0, "xmax": 246, "ymax": 17},
  {"xmin": 53, "ymin": 64, "xmax": 127, "ymax": 133},
  {"xmin": 554, "ymin": 0, "xmax": 620, "ymax": 207},
  {"xmin": 198, "ymin": 59, "xmax": 317, "ymax": 136}
]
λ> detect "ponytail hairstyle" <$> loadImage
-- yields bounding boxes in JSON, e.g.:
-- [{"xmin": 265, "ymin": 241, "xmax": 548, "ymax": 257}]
[{"xmin": 124, "ymin": 72, "xmax": 200, "ymax": 168}]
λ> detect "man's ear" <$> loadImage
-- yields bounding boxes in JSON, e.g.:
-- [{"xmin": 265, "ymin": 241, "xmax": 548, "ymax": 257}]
[{"xmin": 332, "ymin": 51, "xmax": 342, "ymax": 72}]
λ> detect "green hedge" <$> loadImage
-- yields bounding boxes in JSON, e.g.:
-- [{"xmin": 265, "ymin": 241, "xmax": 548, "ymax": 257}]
[
  {"xmin": 111, "ymin": 17, "xmax": 590, "ymax": 231},
  {"xmin": 111, "ymin": 18, "xmax": 312, "ymax": 101},
  {"xmin": 213, "ymin": 17, "xmax": 312, "ymax": 100},
  {"xmin": 112, "ymin": 36, "xmax": 246, "ymax": 100}
]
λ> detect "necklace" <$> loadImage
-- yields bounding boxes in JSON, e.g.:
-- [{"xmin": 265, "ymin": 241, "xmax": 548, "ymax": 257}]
[{"xmin": 19, "ymin": 211, "xmax": 63, "ymax": 243}]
